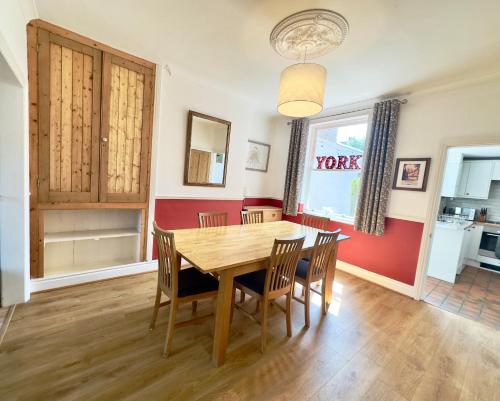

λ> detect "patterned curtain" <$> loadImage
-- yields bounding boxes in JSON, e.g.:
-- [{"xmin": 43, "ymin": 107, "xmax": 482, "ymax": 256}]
[
  {"xmin": 283, "ymin": 119, "xmax": 309, "ymax": 216},
  {"xmin": 354, "ymin": 99, "xmax": 401, "ymax": 235}
]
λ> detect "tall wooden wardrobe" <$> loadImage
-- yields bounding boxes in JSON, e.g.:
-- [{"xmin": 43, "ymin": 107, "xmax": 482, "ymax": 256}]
[{"xmin": 27, "ymin": 20, "xmax": 156, "ymax": 278}]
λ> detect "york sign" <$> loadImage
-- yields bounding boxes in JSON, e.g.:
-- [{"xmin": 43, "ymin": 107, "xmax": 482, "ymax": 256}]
[{"xmin": 315, "ymin": 155, "xmax": 362, "ymax": 170}]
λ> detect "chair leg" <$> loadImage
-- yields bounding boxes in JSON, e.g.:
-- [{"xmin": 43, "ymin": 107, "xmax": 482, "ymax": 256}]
[
  {"xmin": 240, "ymin": 289, "xmax": 245, "ymax": 303},
  {"xmin": 304, "ymin": 284, "xmax": 311, "ymax": 328},
  {"xmin": 149, "ymin": 286, "xmax": 162, "ymax": 331},
  {"xmin": 162, "ymin": 300, "xmax": 177, "ymax": 358},
  {"xmin": 192, "ymin": 301, "xmax": 198, "ymax": 315},
  {"xmin": 231, "ymin": 287, "xmax": 236, "ymax": 323},
  {"xmin": 301, "ymin": 286, "xmax": 305, "ymax": 297},
  {"xmin": 255, "ymin": 300, "xmax": 260, "ymax": 313},
  {"xmin": 260, "ymin": 300, "xmax": 268, "ymax": 353},
  {"xmin": 286, "ymin": 292, "xmax": 293, "ymax": 336},
  {"xmin": 321, "ymin": 280, "xmax": 327, "ymax": 316}
]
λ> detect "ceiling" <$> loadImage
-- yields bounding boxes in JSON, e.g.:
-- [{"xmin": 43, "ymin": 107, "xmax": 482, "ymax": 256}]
[{"xmin": 35, "ymin": 0, "xmax": 500, "ymax": 113}]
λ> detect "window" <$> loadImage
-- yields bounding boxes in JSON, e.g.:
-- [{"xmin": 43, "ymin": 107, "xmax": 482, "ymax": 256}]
[{"xmin": 302, "ymin": 115, "xmax": 369, "ymax": 223}]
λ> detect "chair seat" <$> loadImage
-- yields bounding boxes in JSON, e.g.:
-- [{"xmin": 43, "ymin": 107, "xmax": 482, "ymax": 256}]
[
  {"xmin": 234, "ymin": 269, "xmax": 267, "ymax": 295},
  {"xmin": 295, "ymin": 258, "xmax": 310, "ymax": 280},
  {"xmin": 178, "ymin": 267, "xmax": 219, "ymax": 297}
]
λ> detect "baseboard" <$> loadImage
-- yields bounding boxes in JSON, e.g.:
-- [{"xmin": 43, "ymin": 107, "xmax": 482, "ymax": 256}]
[
  {"xmin": 336, "ymin": 260, "xmax": 416, "ymax": 298},
  {"xmin": 0, "ymin": 305, "xmax": 16, "ymax": 348},
  {"xmin": 30, "ymin": 261, "xmax": 157, "ymax": 293}
]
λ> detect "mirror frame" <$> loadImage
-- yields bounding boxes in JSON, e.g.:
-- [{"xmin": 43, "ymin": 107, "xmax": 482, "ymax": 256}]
[{"xmin": 184, "ymin": 110, "xmax": 231, "ymax": 187}]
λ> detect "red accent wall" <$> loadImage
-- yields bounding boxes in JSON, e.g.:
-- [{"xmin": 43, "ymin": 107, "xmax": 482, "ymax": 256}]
[
  {"xmin": 153, "ymin": 197, "xmax": 424, "ymax": 285},
  {"xmin": 283, "ymin": 213, "xmax": 423, "ymax": 285}
]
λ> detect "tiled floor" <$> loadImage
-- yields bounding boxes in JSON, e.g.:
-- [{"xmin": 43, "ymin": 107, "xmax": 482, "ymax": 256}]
[{"xmin": 424, "ymin": 266, "xmax": 500, "ymax": 329}]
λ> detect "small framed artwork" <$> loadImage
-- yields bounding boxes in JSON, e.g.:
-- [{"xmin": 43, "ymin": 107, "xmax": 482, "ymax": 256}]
[
  {"xmin": 392, "ymin": 158, "xmax": 431, "ymax": 191},
  {"xmin": 246, "ymin": 140, "xmax": 271, "ymax": 172}
]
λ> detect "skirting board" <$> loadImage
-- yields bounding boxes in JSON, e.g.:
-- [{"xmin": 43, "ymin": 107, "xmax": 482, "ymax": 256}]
[
  {"xmin": 336, "ymin": 260, "xmax": 416, "ymax": 299},
  {"xmin": 30, "ymin": 261, "xmax": 157, "ymax": 293}
]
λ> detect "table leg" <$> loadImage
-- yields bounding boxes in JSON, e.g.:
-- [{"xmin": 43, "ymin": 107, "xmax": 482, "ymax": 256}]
[
  {"xmin": 212, "ymin": 269, "xmax": 234, "ymax": 367},
  {"xmin": 324, "ymin": 246, "xmax": 339, "ymax": 311}
]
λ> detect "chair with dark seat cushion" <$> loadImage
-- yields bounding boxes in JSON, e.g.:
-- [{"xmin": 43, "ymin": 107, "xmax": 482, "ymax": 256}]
[
  {"xmin": 149, "ymin": 222, "xmax": 219, "ymax": 357},
  {"xmin": 293, "ymin": 230, "xmax": 340, "ymax": 328},
  {"xmin": 232, "ymin": 235, "xmax": 305, "ymax": 353}
]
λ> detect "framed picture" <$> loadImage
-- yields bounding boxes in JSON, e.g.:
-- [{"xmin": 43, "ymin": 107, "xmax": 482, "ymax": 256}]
[
  {"xmin": 246, "ymin": 140, "xmax": 271, "ymax": 172},
  {"xmin": 392, "ymin": 158, "xmax": 431, "ymax": 191}
]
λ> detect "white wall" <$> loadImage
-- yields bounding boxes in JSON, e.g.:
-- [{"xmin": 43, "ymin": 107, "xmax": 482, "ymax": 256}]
[
  {"xmin": 388, "ymin": 78, "xmax": 500, "ymax": 222},
  {"xmin": 0, "ymin": 0, "xmax": 37, "ymax": 305},
  {"xmin": 154, "ymin": 65, "xmax": 278, "ymax": 200}
]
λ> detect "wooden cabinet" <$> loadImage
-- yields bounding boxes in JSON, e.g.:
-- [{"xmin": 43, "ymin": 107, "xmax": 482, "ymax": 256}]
[
  {"xmin": 38, "ymin": 31, "xmax": 102, "ymax": 203},
  {"xmin": 243, "ymin": 206, "xmax": 282, "ymax": 222},
  {"xmin": 28, "ymin": 20, "xmax": 156, "ymax": 278},
  {"xmin": 100, "ymin": 54, "xmax": 153, "ymax": 202}
]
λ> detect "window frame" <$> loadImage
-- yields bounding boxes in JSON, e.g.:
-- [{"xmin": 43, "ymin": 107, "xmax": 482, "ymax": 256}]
[{"xmin": 302, "ymin": 113, "xmax": 370, "ymax": 224}]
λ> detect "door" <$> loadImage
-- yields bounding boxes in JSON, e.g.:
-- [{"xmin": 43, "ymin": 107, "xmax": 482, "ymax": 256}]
[
  {"xmin": 100, "ymin": 53, "xmax": 153, "ymax": 202},
  {"xmin": 456, "ymin": 161, "xmax": 470, "ymax": 197},
  {"xmin": 464, "ymin": 161, "xmax": 493, "ymax": 198},
  {"xmin": 188, "ymin": 149, "xmax": 211, "ymax": 184},
  {"xmin": 38, "ymin": 30, "xmax": 102, "ymax": 202}
]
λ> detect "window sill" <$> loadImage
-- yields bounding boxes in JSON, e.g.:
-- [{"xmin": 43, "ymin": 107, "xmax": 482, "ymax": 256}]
[{"xmin": 302, "ymin": 211, "xmax": 354, "ymax": 226}]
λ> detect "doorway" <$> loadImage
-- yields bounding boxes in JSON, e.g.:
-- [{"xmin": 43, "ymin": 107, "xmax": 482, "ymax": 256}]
[{"xmin": 422, "ymin": 145, "xmax": 500, "ymax": 329}]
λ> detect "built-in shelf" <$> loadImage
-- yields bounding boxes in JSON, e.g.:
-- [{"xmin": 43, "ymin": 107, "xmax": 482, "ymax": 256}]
[{"xmin": 44, "ymin": 228, "xmax": 140, "ymax": 245}]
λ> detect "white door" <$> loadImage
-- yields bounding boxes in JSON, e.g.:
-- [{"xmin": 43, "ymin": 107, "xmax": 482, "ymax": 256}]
[
  {"xmin": 0, "ymin": 53, "xmax": 30, "ymax": 306},
  {"xmin": 464, "ymin": 161, "xmax": 493, "ymax": 198},
  {"xmin": 456, "ymin": 161, "xmax": 470, "ymax": 197}
]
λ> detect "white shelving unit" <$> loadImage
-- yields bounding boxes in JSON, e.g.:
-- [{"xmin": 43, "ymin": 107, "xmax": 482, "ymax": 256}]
[
  {"xmin": 43, "ymin": 209, "xmax": 142, "ymax": 277},
  {"xmin": 44, "ymin": 228, "xmax": 139, "ymax": 244}
]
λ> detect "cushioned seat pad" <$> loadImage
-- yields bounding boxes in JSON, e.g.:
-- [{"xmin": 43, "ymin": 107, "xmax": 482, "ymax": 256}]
[
  {"xmin": 234, "ymin": 269, "xmax": 267, "ymax": 295},
  {"xmin": 295, "ymin": 258, "xmax": 310, "ymax": 279},
  {"xmin": 178, "ymin": 267, "xmax": 219, "ymax": 297}
]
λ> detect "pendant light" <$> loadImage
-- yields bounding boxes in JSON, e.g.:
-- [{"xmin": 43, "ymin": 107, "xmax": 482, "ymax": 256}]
[{"xmin": 270, "ymin": 9, "xmax": 349, "ymax": 118}]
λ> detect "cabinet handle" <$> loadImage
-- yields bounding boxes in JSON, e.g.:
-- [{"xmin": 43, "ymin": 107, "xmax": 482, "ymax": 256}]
[{"xmin": 102, "ymin": 137, "xmax": 108, "ymax": 143}]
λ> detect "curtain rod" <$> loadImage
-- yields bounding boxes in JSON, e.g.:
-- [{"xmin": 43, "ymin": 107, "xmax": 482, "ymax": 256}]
[{"xmin": 286, "ymin": 98, "xmax": 408, "ymax": 125}]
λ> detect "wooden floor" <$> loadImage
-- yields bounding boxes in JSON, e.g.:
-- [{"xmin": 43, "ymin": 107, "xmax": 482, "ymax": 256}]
[{"xmin": 1, "ymin": 271, "xmax": 499, "ymax": 401}]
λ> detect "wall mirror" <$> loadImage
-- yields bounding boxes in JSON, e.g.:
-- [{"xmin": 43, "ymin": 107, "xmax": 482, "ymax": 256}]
[{"xmin": 184, "ymin": 110, "xmax": 231, "ymax": 187}]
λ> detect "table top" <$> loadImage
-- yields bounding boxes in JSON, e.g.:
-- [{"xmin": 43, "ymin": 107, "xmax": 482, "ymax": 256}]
[{"xmin": 171, "ymin": 220, "xmax": 349, "ymax": 273}]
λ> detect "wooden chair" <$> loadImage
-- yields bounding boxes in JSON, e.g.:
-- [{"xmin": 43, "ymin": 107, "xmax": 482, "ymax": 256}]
[
  {"xmin": 301, "ymin": 213, "xmax": 330, "ymax": 230},
  {"xmin": 293, "ymin": 230, "xmax": 341, "ymax": 328},
  {"xmin": 198, "ymin": 212, "xmax": 228, "ymax": 228},
  {"xmin": 232, "ymin": 235, "xmax": 305, "ymax": 352},
  {"xmin": 150, "ymin": 222, "xmax": 219, "ymax": 357},
  {"xmin": 241, "ymin": 210, "xmax": 264, "ymax": 224}
]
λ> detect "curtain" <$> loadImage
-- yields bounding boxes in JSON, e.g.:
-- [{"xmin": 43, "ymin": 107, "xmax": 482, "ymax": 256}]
[
  {"xmin": 354, "ymin": 99, "xmax": 401, "ymax": 235},
  {"xmin": 283, "ymin": 118, "xmax": 309, "ymax": 216}
]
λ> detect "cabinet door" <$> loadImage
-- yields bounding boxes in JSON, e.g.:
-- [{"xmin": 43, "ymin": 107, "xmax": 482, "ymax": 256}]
[
  {"xmin": 100, "ymin": 54, "xmax": 154, "ymax": 202},
  {"xmin": 464, "ymin": 161, "xmax": 493, "ymax": 199},
  {"xmin": 493, "ymin": 161, "xmax": 500, "ymax": 180},
  {"xmin": 441, "ymin": 161, "xmax": 462, "ymax": 197},
  {"xmin": 456, "ymin": 162, "xmax": 470, "ymax": 197},
  {"xmin": 38, "ymin": 30, "xmax": 101, "ymax": 202},
  {"xmin": 466, "ymin": 225, "xmax": 483, "ymax": 260}
]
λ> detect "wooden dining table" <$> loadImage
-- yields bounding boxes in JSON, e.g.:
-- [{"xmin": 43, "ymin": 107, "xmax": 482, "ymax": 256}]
[{"xmin": 171, "ymin": 220, "xmax": 350, "ymax": 367}]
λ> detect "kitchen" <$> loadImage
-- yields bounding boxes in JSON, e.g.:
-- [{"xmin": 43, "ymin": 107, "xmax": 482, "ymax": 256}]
[{"xmin": 424, "ymin": 146, "xmax": 500, "ymax": 328}]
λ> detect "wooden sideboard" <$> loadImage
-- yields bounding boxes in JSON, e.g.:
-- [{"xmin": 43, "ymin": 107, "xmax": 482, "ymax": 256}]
[{"xmin": 243, "ymin": 206, "xmax": 282, "ymax": 222}]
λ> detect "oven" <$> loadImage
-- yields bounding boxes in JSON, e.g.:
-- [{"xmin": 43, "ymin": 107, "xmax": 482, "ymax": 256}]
[{"xmin": 479, "ymin": 225, "xmax": 500, "ymax": 264}]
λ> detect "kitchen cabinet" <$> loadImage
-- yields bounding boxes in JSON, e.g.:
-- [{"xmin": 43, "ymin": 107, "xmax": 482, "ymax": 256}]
[
  {"xmin": 465, "ymin": 224, "xmax": 483, "ymax": 261},
  {"xmin": 493, "ymin": 161, "xmax": 500, "ymax": 180},
  {"xmin": 441, "ymin": 161, "xmax": 463, "ymax": 197},
  {"xmin": 456, "ymin": 161, "xmax": 493, "ymax": 199},
  {"xmin": 427, "ymin": 222, "xmax": 468, "ymax": 283}
]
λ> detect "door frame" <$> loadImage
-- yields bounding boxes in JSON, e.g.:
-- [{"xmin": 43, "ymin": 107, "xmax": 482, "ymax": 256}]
[
  {"xmin": 0, "ymin": 37, "xmax": 31, "ymax": 306},
  {"xmin": 414, "ymin": 135, "xmax": 500, "ymax": 300}
]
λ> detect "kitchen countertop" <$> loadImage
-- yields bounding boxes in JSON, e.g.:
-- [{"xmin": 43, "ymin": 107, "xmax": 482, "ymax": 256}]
[{"xmin": 474, "ymin": 221, "xmax": 500, "ymax": 228}]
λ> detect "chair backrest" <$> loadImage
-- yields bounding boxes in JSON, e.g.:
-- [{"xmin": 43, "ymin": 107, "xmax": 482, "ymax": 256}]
[
  {"xmin": 308, "ymin": 230, "xmax": 341, "ymax": 281},
  {"xmin": 265, "ymin": 235, "xmax": 305, "ymax": 298},
  {"xmin": 153, "ymin": 221, "xmax": 178, "ymax": 296},
  {"xmin": 198, "ymin": 212, "xmax": 228, "ymax": 228},
  {"xmin": 301, "ymin": 213, "xmax": 330, "ymax": 230},
  {"xmin": 241, "ymin": 210, "xmax": 264, "ymax": 225}
]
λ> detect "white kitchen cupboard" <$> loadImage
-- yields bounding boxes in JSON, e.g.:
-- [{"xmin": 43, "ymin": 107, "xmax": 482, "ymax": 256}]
[
  {"xmin": 493, "ymin": 161, "xmax": 500, "ymax": 180},
  {"xmin": 441, "ymin": 148, "xmax": 464, "ymax": 197},
  {"xmin": 465, "ymin": 224, "xmax": 483, "ymax": 262},
  {"xmin": 455, "ymin": 161, "xmax": 493, "ymax": 199}
]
